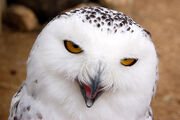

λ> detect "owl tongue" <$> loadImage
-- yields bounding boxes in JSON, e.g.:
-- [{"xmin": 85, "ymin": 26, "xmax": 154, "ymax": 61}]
[
  {"xmin": 79, "ymin": 82, "xmax": 104, "ymax": 108},
  {"xmin": 83, "ymin": 84, "xmax": 101, "ymax": 99},
  {"xmin": 83, "ymin": 84, "xmax": 92, "ymax": 98}
]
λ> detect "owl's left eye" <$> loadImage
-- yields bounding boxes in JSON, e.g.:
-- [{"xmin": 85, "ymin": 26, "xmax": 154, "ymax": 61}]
[
  {"xmin": 64, "ymin": 40, "xmax": 83, "ymax": 54},
  {"xmin": 121, "ymin": 58, "xmax": 138, "ymax": 66}
]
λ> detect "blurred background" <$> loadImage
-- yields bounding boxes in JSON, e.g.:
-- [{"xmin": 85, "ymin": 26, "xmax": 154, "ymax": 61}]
[{"xmin": 0, "ymin": 0, "xmax": 180, "ymax": 119}]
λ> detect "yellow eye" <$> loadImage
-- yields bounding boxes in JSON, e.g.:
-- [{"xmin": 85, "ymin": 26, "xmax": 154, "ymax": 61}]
[
  {"xmin": 64, "ymin": 40, "xmax": 83, "ymax": 54},
  {"xmin": 121, "ymin": 58, "xmax": 138, "ymax": 66}
]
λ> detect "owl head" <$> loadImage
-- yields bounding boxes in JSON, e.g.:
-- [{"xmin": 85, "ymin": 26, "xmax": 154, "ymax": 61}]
[{"xmin": 26, "ymin": 6, "xmax": 158, "ymax": 109}]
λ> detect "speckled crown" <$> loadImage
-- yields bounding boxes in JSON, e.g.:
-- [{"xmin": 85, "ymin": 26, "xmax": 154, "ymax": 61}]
[{"xmin": 56, "ymin": 6, "xmax": 150, "ymax": 36}]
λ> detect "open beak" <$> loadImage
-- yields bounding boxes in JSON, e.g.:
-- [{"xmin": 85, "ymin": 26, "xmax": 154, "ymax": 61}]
[
  {"xmin": 77, "ymin": 62, "xmax": 106, "ymax": 108},
  {"xmin": 79, "ymin": 82, "xmax": 104, "ymax": 108},
  {"xmin": 78, "ymin": 69, "xmax": 104, "ymax": 108}
]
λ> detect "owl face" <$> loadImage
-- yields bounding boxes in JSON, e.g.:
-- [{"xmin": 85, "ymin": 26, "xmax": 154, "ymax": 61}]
[{"xmin": 29, "ymin": 7, "xmax": 158, "ymax": 108}]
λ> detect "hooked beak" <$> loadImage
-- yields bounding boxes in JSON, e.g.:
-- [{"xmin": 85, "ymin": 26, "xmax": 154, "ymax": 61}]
[
  {"xmin": 78, "ymin": 69, "xmax": 104, "ymax": 108},
  {"xmin": 79, "ymin": 82, "xmax": 104, "ymax": 108}
]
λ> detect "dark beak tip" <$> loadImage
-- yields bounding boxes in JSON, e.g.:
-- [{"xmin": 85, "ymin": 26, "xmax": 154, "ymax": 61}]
[
  {"xmin": 85, "ymin": 99, "xmax": 94, "ymax": 108},
  {"xmin": 86, "ymin": 104, "xmax": 92, "ymax": 108}
]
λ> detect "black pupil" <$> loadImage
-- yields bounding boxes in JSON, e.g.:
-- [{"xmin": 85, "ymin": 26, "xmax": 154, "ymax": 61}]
[{"xmin": 73, "ymin": 43, "xmax": 79, "ymax": 48}]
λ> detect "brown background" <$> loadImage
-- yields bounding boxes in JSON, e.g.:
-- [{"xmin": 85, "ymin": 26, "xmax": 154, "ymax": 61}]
[{"xmin": 0, "ymin": 0, "xmax": 180, "ymax": 119}]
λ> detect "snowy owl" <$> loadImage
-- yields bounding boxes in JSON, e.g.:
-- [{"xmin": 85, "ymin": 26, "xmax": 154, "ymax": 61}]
[{"xmin": 9, "ymin": 6, "xmax": 158, "ymax": 120}]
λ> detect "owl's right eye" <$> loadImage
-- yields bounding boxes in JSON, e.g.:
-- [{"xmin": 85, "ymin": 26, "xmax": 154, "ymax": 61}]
[{"xmin": 64, "ymin": 40, "xmax": 83, "ymax": 54}]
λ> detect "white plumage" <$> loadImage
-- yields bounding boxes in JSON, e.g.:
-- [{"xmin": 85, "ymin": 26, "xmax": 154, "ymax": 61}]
[{"xmin": 9, "ymin": 6, "xmax": 158, "ymax": 120}]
